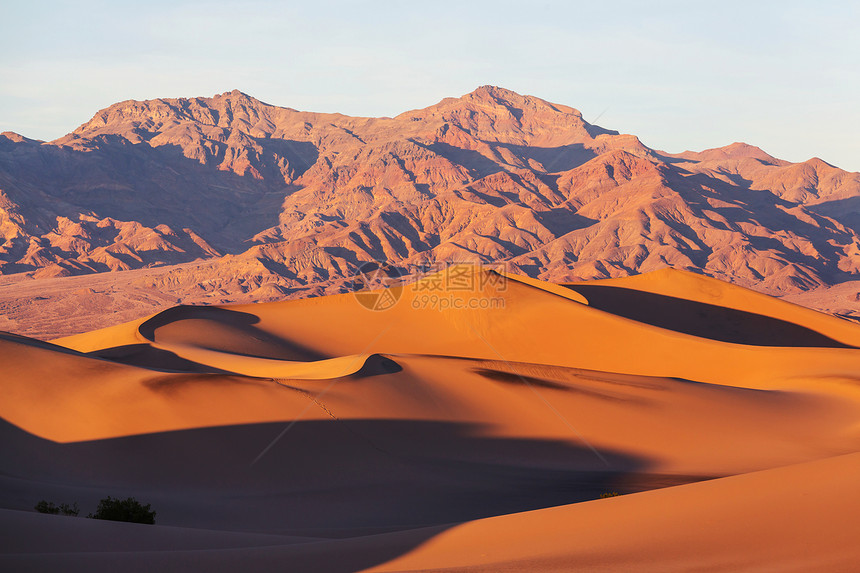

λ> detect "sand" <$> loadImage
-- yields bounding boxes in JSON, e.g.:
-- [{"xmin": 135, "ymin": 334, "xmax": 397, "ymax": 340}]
[{"xmin": 2, "ymin": 265, "xmax": 860, "ymax": 571}]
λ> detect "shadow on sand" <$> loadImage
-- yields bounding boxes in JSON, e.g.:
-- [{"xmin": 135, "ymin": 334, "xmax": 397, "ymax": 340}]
[
  {"xmin": 565, "ymin": 284, "xmax": 854, "ymax": 348},
  {"xmin": 0, "ymin": 415, "xmax": 710, "ymax": 571}
]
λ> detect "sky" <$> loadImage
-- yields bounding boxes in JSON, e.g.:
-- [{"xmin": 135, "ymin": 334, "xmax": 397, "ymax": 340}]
[{"xmin": 1, "ymin": 0, "xmax": 858, "ymax": 171}]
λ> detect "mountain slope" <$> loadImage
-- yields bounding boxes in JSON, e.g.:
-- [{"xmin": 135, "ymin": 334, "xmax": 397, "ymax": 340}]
[{"xmin": 1, "ymin": 86, "xmax": 859, "ymax": 323}]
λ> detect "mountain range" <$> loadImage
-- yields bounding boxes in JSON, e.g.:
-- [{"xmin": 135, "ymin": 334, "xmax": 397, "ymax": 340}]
[{"xmin": 2, "ymin": 86, "xmax": 859, "ymax": 335}]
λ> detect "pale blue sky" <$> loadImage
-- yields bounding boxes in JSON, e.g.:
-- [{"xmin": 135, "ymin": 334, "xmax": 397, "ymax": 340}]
[{"xmin": 1, "ymin": 0, "xmax": 858, "ymax": 171}]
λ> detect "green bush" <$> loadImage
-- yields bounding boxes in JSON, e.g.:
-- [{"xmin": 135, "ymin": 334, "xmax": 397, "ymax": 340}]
[
  {"xmin": 34, "ymin": 500, "xmax": 79, "ymax": 516},
  {"xmin": 87, "ymin": 496, "xmax": 156, "ymax": 524}
]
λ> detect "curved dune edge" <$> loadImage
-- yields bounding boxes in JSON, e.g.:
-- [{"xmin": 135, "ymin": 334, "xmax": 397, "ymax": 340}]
[
  {"xmin": 149, "ymin": 343, "xmax": 385, "ymax": 379},
  {"xmin": 571, "ymin": 267, "xmax": 860, "ymax": 347},
  {"xmin": 25, "ymin": 265, "xmax": 860, "ymax": 449},
  {"xmin": 3, "ymin": 336, "xmax": 859, "ymax": 475},
  {"xmin": 52, "ymin": 266, "xmax": 860, "ymax": 356},
  {"xmin": 501, "ymin": 270, "xmax": 589, "ymax": 305},
  {"xmin": 0, "ymin": 328, "xmax": 403, "ymax": 442},
  {"xmin": 52, "ymin": 306, "xmax": 386, "ymax": 379},
  {"xmin": 53, "ymin": 266, "xmax": 860, "ymax": 392},
  {"xmin": 363, "ymin": 452, "xmax": 860, "ymax": 572},
  {"xmin": 52, "ymin": 313, "xmax": 154, "ymax": 353}
]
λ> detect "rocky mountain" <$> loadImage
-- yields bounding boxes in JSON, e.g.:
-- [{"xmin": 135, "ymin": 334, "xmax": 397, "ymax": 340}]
[{"xmin": 2, "ymin": 85, "xmax": 860, "ymax": 304}]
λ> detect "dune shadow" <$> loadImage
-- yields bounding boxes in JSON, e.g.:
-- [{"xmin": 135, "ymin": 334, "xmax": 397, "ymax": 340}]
[
  {"xmin": 88, "ymin": 343, "xmax": 233, "ymax": 373},
  {"xmin": 138, "ymin": 305, "xmax": 261, "ymax": 340},
  {"xmin": 137, "ymin": 306, "xmax": 327, "ymax": 362},
  {"xmin": 0, "ymin": 331, "xmax": 89, "ymax": 357},
  {"xmin": 0, "ymin": 415, "xmax": 711, "ymax": 556},
  {"xmin": 0, "ymin": 414, "xmax": 723, "ymax": 570},
  {"xmin": 565, "ymin": 284, "xmax": 853, "ymax": 348},
  {"xmin": 473, "ymin": 367, "xmax": 644, "ymax": 403},
  {"xmin": 351, "ymin": 354, "xmax": 403, "ymax": 377}
]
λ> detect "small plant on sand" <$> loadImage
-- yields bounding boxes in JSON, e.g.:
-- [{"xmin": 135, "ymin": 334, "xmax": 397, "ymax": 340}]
[
  {"xmin": 87, "ymin": 496, "xmax": 156, "ymax": 524},
  {"xmin": 599, "ymin": 492, "xmax": 621, "ymax": 499},
  {"xmin": 34, "ymin": 500, "xmax": 80, "ymax": 516}
]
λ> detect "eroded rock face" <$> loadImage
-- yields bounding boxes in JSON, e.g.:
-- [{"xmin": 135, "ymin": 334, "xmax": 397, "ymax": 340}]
[{"xmin": 2, "ymin": 85, "xmax": 859, "ymax": 298}]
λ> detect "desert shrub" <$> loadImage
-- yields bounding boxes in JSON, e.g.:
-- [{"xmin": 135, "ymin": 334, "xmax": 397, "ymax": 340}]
[
  {"xmin": 34, "ymin": 500, "xmax": 79, "ymax": 516},
  {"xmin": 34, "ymin": 500, "xmax": 59, "ymax": 514},
  {"xmin": 87, "ymin": 496, "xmax": 156, "ymax": 524},
  {"xmin": 58, "ymin": 502, "xmax": 80, "ymax": 516},
  {"xmin": 599, "ymin": 491, "xmax": 621, "ymax": 499}
]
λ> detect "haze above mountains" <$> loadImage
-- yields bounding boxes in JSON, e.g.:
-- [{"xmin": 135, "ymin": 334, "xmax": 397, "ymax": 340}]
[{"xmin": 2, "ymin": 86, "xmax": 860, "ymax": 336}]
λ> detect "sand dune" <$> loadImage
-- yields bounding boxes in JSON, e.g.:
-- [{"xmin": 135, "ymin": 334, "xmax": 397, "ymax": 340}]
[
  {"xmin": 6, "ymin": 451, "xmax": 858, "ymax": 572},
  {"xmin": 3, "ymin": 265, "xmax": 860, "ymax": 571},
  {"xmin": 365, "ymin": 452, "xmax": 860, "ymax": 572}
]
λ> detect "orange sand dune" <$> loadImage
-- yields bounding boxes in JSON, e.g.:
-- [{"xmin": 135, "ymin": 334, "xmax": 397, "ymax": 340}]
[
  {"xmin": 364, "ymin": 452, "xmax": 860, "ymax": 572},
  {"xmin": 6, "ymin": 451, "xmax": 858, "ymax": 573},
  {"xmin": 4, "ymin": 266, "xmax": 860, "ymax": 571},
  {"xmin": 572, "ymin": 267, "xmax": 860, "ymax": 346},
  {"xmin": 0, "ymin": 331, "xmax": 337, "ymax": 442},
  {"xmin": 57, "ymin": 266, "xmax": 860, "ymax": 391}
]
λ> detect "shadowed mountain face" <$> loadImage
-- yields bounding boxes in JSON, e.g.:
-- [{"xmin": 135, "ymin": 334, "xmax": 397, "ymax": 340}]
[{"xmin": 2, "ymin": 86, "xmax": 860, "ymax": 303}]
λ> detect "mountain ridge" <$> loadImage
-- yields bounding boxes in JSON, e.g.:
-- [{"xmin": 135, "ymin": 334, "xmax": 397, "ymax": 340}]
[{"xmin": 1, "ymin": 86, "xmax": 859, "ymax": 334}]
